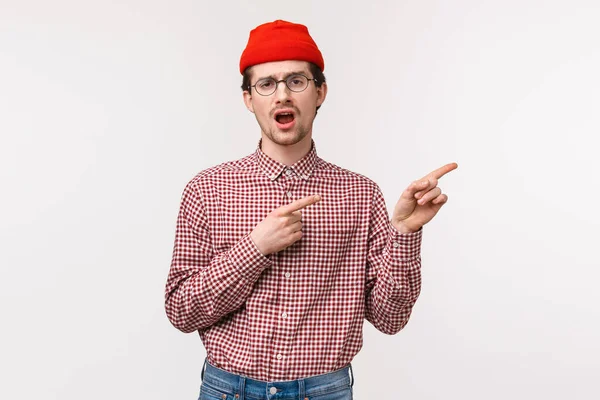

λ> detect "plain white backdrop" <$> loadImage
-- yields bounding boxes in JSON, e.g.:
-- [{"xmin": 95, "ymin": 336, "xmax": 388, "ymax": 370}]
[{"xmin": 1, "ymin": 0, "xmax": 599, "ymax": 399}]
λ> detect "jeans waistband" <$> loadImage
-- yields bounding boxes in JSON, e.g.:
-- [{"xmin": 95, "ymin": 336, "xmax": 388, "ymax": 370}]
[{"xmin": 201, "ymin": 359, "xmax": 354, "ymax": 400}]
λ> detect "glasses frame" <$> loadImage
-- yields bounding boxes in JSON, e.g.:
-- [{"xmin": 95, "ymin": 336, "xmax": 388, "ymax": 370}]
[{"xmin": 249, "ymin": 73, "xmax": 319, "ymax": 96}]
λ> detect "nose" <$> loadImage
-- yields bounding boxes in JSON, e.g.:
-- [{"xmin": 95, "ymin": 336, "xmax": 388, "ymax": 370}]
[{"xmin": 274, "ymin": 80, "xmax": 292, "ymax": 103}]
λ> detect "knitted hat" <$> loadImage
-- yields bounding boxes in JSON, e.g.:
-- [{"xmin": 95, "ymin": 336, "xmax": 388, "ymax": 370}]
[{"xmin": 239, "ymin": 20, "xmax": 325, "ymax": 74}]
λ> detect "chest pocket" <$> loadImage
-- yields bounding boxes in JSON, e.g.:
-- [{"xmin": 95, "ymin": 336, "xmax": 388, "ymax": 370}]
[
  {"xmin": 301, "ymin": 188, "xmax": 359, "ymax": 232},
  {"xmin": 297, "ymin": 192, "xmax": 360, "ymax": 290}
]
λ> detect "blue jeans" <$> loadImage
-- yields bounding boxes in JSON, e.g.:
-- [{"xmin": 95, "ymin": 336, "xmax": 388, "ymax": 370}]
[{"xmin": 198, "ymin": 359, "xmax": 354, "ymax": 400}]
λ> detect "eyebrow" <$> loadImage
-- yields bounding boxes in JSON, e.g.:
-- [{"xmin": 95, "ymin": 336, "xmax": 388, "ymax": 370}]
[{"xmin": 256, "ymin": 71, "xmax": 308, "ymax": 81}]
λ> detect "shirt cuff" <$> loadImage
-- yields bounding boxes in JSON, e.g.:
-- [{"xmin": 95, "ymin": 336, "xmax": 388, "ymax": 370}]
[
  {"xmin": 384, "ymin": 223, "xmax": 423, "ymax": 261},
  {"xmin": 228, "ymin": 233, "xmax": 273, "ymax": 282}
]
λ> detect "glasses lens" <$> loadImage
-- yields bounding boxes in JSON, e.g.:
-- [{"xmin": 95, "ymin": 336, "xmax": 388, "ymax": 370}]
[
  {"xmin": 287, "ymin": 75, "xmax": 308, "ymax": 92},
  {"xmin": 255, "ymin": 78, "xmax": 276, "ymax": 95}
]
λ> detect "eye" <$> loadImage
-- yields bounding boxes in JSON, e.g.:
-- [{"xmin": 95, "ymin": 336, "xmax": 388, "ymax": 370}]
[
  {"xmin": 258, "ymin": 79, "xmax": 274, "ymax": 89},
  {"xmin": 287, "ymin": 75, "xmax": 307, "ymax": 88}
]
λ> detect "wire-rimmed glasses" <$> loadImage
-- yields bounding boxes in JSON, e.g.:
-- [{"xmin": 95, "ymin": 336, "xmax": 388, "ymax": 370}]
[{"xmin": 250, "ymin": 74, "xmax": 318, "ymax": 96}]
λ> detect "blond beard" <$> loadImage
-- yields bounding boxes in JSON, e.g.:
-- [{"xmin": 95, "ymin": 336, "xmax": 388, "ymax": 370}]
[{"xmin": 258, "ymin": 118, "xmax": 311, "ymax": 147}]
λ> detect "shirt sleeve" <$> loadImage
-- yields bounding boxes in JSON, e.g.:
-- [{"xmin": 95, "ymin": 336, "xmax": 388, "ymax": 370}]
[
  {"xmin": 364, "ymin": 184, "xmax": 423, "ymax": 335},
  {"xmin": 164, "ymin": 179, "xmax": 273, "ymax": 333}
]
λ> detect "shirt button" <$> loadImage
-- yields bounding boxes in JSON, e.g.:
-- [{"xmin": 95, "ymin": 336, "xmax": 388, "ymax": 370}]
[
  {"xmin": 270, "ymin": 387, "xmax": 278, "ymax": 395},
  {"xmin": 285, "ymin": 272, "xmax": 291, "ymax": 278},
  {"xmin": 393, "ymin": 242, "xmax": 400, "ymax": 248},
  {"xmin": 270, "ymin": 174, "xmax": 277, "ymax": 180},
  {"xmin": 281, "ymin": 312, "xmax": 287, "ymax": 319},
  {"xmin": 285, "ymin": 169, "xmax": 293, "ymax": 176},
  {"xmin": 276, "ymin": 354, "xmax": 283, "ymax": 360},
  {"xmin": 286, "ymin": 191, "xmax": 293, "ymax": 198}
]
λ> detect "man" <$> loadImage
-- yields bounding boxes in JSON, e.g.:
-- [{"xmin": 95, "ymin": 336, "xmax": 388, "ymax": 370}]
[{"xmin": 165, "ymin": 19, "xmax": 457, "ymax": 399}]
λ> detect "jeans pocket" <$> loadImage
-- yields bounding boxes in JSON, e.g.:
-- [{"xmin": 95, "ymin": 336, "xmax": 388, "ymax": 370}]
[
  {"xmin": 307, "ymin": 385, "xmax": 353, "ymax": 400},
  {"xmin": 199, "ymin": 381, "xmax": 236, "ymax": 400}
]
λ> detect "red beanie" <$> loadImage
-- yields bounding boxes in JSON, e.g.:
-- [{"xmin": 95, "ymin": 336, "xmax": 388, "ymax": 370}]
[{"xmin": 239, "ymin": 20, "xmax": 325, "ymax": 75}]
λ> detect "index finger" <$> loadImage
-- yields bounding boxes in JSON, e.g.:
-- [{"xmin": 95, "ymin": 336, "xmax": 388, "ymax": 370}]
[
  {"xmin": 281, "ymin": 195, "xmax": 321, "ymax": 214},
  {"xmin": 422, "ymin": 162, "xmax": 458, "ymax": 180}
]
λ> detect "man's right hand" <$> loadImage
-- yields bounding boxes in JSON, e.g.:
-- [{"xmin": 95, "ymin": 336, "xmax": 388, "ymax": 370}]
[{"xmin": 250, "ymin": 194, "xmax": 322, "ymax": 256}]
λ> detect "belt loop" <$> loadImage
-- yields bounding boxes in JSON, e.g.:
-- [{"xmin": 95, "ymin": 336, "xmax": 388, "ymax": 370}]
[
  {"xmin": 201, "ymin": 358, "xmax": 207, "ymax": 382},
  {"xmin": 239, "ymin": 376, "xmax": 246, "ymax": 400},
  {"xmin": 298, "ymin": 378, "xmax": 305, "ymax": 400},
  {"xmin": 348, "ymin": 363, "xmax": 354, "ymax": 387}
]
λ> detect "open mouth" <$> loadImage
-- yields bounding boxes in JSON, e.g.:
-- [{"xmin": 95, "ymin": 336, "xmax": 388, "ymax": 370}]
[{"xmin": 274, "ymin": 112, "xmax": 296, "ymax": 130}]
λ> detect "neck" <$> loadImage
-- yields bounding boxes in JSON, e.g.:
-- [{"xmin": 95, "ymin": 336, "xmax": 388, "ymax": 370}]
[{"xmin": 260, "ymin": 133, "xmax": 313, "ymax": 166}]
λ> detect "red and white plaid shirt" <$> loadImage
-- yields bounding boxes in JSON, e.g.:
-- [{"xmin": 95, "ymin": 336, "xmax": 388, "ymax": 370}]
[{"xmin": 164, "ymin": 138, "xmax": 423, "ymax": 381}]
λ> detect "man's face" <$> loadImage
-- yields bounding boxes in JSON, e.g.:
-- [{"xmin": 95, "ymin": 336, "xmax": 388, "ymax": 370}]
[{"xmin": 243, "ymin": 60, "xmax": 327, "ymax": 147}]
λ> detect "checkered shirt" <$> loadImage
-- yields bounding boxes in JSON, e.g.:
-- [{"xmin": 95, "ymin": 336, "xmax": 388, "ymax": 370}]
[{"xmin": 164, "ymin": 138, "xmax": 423, "ymax": 381}]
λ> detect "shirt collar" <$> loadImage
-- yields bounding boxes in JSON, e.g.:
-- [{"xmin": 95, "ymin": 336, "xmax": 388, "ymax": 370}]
[{"xmin": 255, "ymin": 138, "xmax": 319, "ymax": 181}]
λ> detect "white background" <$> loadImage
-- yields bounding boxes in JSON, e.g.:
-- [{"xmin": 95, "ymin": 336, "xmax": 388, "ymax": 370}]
[{"xmin": 1, "ymin": 1, "xmax": 599, "ymax": 399}]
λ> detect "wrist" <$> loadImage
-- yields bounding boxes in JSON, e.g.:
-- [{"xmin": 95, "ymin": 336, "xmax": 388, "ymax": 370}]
[
  {"xmin": 249, "ymin": 232, "xmax": 268, "ymax": 256},
  {"xmin": 392, "ymin": 221, "xmax": 419, "ymax": 234}
]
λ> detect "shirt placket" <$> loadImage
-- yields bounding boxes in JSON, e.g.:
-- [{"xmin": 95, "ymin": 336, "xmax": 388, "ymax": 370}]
[{"xmin": 269, "ymin": 166, "xmax": 299, "ymax": 380}]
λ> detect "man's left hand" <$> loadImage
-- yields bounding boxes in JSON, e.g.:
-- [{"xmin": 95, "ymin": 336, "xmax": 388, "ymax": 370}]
[{"xmin": 391, "ymin": 163, "xmax": 458, "ymax": 233}]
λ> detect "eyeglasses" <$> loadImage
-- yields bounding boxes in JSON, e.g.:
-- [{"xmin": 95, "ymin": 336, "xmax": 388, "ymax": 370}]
[{"xmin": 250, "ymin": 74, "xmax": 318, "ymax": 96}]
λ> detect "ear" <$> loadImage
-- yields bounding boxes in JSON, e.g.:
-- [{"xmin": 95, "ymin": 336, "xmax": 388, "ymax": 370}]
[
  {"xmin": 316, "ymin": 81, "xmax": 328, "ymax": 108},
  {"xmin": 243, "ymin": 90, "xmax": 255, "ymax": 113}
]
